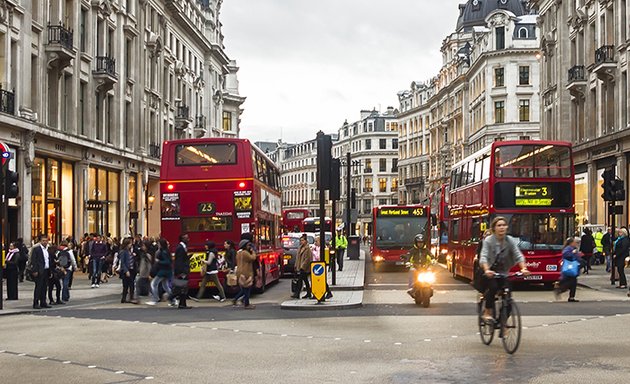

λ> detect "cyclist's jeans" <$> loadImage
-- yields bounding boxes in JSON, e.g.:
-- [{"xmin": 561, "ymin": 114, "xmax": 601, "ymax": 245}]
[{"xmin": 483, "ymin": 277, "xmax": 503, "ymax": 310}]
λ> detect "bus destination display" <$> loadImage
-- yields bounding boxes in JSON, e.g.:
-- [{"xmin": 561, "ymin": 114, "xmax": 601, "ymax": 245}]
[
  {"xmin": 515, "ymin": 185, "xmax": 552, "ymax": 206},
  {"xmin": 377, "ymin": 207, "xmax": 425, "ymax": 217}
]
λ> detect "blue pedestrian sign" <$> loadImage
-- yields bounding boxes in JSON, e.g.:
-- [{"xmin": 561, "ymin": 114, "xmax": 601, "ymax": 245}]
[
  {"xmin": 310, "ymin": 261, "xmax": 327, "ymax": 301},
  {"xmin": 1, "ymin": 152, "xmax": 9, "ymax": 159},
  {"xmin": 313, "ymin": 264, "xmax": 324, "ymax": 276}
]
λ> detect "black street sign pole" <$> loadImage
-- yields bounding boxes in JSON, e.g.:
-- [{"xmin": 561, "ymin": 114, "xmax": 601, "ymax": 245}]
[
  {"xmin": 0, "ymin": 164, "xmax": 5, "ymax": 310},
  {"xmin": 331, "ymin": 199, "xmax": 336, "ymax": 286},
  {"xmin": 610, "ymin": 201, "xmax": 616, "ymax": 284}
]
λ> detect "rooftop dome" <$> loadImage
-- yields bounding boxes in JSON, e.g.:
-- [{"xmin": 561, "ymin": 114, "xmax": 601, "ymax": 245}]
[{"xmin": 456, "ymin": 0, "xmax": 528, "ymax": 32}]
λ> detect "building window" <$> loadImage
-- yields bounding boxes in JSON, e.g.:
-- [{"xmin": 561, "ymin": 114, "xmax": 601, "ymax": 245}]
[
  {"xmin": 519, "ymin": 99, "xmax": 530, "ymax": 122},
  {"xmin": 494, "ymin": 67, "xmax": 505, "ymax": 87},
  {"xmin": 496, "ymin": 26, "xmax": 505, "ymax": 50},
  {"xmin": 365, "ymin": 139, "xmax": 371, "ymax": 150},
  {"xmin": 392, "ymin": 158, "xmax": 398, "ymax": 172},
  {"xmin": 379, "ymin": 198, "xmax": 387, "ymax": 206},
  {"xmin": 364, "ymin": 177, "xmax": 372, "ymax": 192},
  {"xmin": 392, "ymin": 177, "xmax": 398, "ymax": 190},
  {"xmin": 392, "ymin": 138, "xmax": 398, "ymax": 149},
  {"xmin": 379, "ymin": 139, "xmax": 386, "ymax": 149},
  {"xmin": 79, "ymin": 82, "xmax": 86, "ymax": 135},
  {"xmin": 519, "ymin": 66, "xmax": 530, "ymax": 85},
  {"xmin": 379, "ymin": 159, "xmax": 386, "ymax": 172},
  {"xmin": 364, "ymin": 159, "xmax": 372, "ymax": 173},
  {"xmin": 223, "ymin": 111, "xmax": 232, "ymax": 131},
  {"xmin": 379, "ymin": 178, "xmax": 387, "ymax": 192},
  {"xmin": 494, "ymin": 101, "xmax": 505, "ymax": 123},
  {"xmin": 518, "ymin": 27, "xmax": 529, "ymax": 39},
  {"xmin": 125, "ymin": 101, "xmax": 132, "ymax": 148},
  {"xmin": 95, "ymin": 92, "xmax": 102, "ymax": 141},
  {"xmin": 364, "ymin": 199, "xmax": 372, "ymax": 214}
]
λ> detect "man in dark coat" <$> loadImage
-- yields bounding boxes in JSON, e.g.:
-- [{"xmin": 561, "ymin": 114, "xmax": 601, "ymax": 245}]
[
  {"xmin": 31, "ymin": 234, "xmax": 52, "ymax": 309},
  {"xmin": 173, "ymin": 233, "xmax": 191, "ymax": 309}
]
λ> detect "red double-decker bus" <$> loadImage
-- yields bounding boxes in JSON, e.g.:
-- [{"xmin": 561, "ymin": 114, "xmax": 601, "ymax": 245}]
[
  {"xmin": 302, "ymin": 217, "xmax": 333, "ymax": 233},
  {"xmin": 371, "ymin": 205, "xmax": 431, "ymax": 267},
  {"xmin": 282, "ymin": 208, "xmax": 309, "ymax": 233},
  {"xmin": 424, "ymin": 184, "xmax": 449, "ymax": 261},
  {"xmin": 447, "ymin": 140, "xmax": 574, "ymax": 285},
  {"xmin": 160, "ymin": 138, "xmax": 282, "ymax": 292}
]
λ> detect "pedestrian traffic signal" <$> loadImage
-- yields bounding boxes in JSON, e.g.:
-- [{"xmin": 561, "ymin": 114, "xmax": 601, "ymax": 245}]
[
  {"xmin": 5, "ymin": 169, "xmax": 18, "ymax": 198},
  {"xmin": 613, "ymin": 179, "xmax": 625, "ymax": 201},
  {"xmin": 601, "ymin": 168, "xmax": 615, "ymax": 201},
  {"xmin": 330, "ymin": 158, "xmax": 340, "ymax": 201},
  {"xmin": 316, "ymin": 132, "xmax": 332, "ymax": 191}
]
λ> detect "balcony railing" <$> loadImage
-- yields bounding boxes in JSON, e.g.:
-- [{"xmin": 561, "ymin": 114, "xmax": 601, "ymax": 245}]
[
  {"xmin": 149, "ymin": 143, "xmax": 161, "ymax": 159},
  {"xmin": 595, "ymin": 45, "xmax": 615, "ymax": 65},
  {"xmin": 364, "ymin": 168, "xmax": 372, "ymax": 173},
  {"xmin": 568, "ymin": 65, "xmax": 586, "ymax": 82},
  {"xmin": 176, "ymin": 105, "xmax": 190, "ymax": 120},
  {"xmin": 0, "ymin": 89, "xmax": 15, "ymax": 115},
  {"xmin": 195, "ymin": 114, "xmax": 206, "ymax": 128},
  {"xmin": 94, "ymin": 56, "xmax": 116, "ymax": 76},
  {"xmin": 47, "ymin": 23, "xmax": 74, "ymax": 51},
  {"xmin": 363, "ymin": 188, "xmax": 373, "ymax": 193}
]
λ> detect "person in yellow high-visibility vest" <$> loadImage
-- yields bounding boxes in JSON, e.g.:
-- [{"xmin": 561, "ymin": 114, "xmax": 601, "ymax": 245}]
[
  {"xmin": 593, "ymin": 228, "xmax": 604, "ymax": 265},
  {"xmin": 335, "ymin": 230, "xmax": 348, "ymax": 272}
]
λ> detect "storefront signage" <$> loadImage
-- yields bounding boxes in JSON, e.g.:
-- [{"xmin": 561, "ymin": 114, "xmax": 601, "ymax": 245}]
[
  {"xmin": 101, "ymin": 155, "xmax": 114, "ymax": 163},
  {"xmin": 377, "ymin": 207, "xmax": 425, "ymax": 217},
  {"xmin": 54, "ymin": 144, "xmax": 66, "ymax": 152},
  {"xmin": 161, "ymin": 192, "xmax": 180, "ymax": 220},
  {"xmin": 197, "ymin": 202, "xmax": 216, "ymax": 215},
  {"xmin": 515, "ymin": 184, "xmax": 552, "ymax": 206},
  {"xmin": 86, "ymin": 200, "xmax": 104, "ymax": 210}
]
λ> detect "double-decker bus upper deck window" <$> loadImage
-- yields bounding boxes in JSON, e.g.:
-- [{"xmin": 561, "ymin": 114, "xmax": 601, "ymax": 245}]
[
  {"xmin": 175, "ymin": 143, "xmax": 237, "ymax": 166},
  {"xmin": 495, "ymin": 144, "xmax": 571, "ymax": 178},
  {"xmin": 286, "ymin": 211, "xmax": 306, "ymax": 220},
  {"xmin": 481, "ymin": 156, "xmax": 490, "ymax": 180}
]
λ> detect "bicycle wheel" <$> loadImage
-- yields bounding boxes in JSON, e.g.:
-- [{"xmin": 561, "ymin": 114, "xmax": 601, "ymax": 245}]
[
  {"xmin": 500, "ymin": 300, "xmax": 522, "ymax": 354},
  {"xmin": 478, "ymin": 298, "xmax": 494, "ymax": 345}
]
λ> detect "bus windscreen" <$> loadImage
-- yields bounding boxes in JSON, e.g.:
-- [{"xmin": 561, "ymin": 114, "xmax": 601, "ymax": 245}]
[
  {"xmin": 175, "ymin": 143, "xmax": 238, "ymax": 166},
  {"xmin": 502, "ymin": 213, "xmax": 574, "ymax": 251},
  {"xmin": 375, "ymin": 217, "xmax": 428, "ymax": 249}
]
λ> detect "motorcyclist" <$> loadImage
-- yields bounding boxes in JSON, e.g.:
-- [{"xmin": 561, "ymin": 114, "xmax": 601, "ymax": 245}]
[{"xmin": 404, "ymin": 234, "xmax": 433, "ymax": 296}]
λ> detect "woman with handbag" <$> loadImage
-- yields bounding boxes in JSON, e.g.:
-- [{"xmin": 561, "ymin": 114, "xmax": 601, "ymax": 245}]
[
  {"xmin": 555, "ymin": 237, "xmax": 582, "ymax": 302},
  {"xmin": 232, "ymin": 239, "xmax": 256, "ymax": 309},
  {"xmin": 197, "ymin": 241, "xmax": 226, "ymax": 301},
  {"xmin": 613, "ymin": 227, "xmax": 629, "ymax": 290}
]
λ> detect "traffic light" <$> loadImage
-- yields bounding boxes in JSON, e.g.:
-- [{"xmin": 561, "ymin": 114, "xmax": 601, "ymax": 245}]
[
  {"xmin": 613, "ymin": 179, "xmax": 626, "ymax": 201},
  {"xmin": 602, "ymin": 168, "xmax": 615, "ymax": 201},
  {"xmin": 330, "ymin": 158, "xmax": 340, "ymax": 201},
  {"xmin": 350, "ymin": 188, "xmax": 356, "ymax": 209},
  {"xmin": 5, "ymin": 170, "xmax": 18, "ymax": 198},
  {"xmin": 316, "ymin": 132, "xmax": 332, "ymax": 190}
]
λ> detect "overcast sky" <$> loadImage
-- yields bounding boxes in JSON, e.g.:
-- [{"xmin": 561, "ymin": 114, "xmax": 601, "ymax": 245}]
[{"xmin": 221, "ymin": 0, "xmax": 462, "ymax": 144}]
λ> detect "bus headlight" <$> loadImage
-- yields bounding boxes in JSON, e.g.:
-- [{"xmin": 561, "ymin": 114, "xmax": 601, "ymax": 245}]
[
  {"xmin": 417, "ymin": 271, "xmax": 436, "ymax": 284},
  {"xmin": 374, "ymin": 255, "xmax": 384, "ymax": 262},
  {"xmin": 441, "ymin": 248, "xmax": 448, "ymax": 255}
]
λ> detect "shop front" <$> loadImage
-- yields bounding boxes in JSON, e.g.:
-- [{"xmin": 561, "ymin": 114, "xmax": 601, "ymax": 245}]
[
  {"xmin": 86, "ymin": 166, "xmax": 120, "ymax": 239},
  {"xmin": 30, "ymin": 157, "xmax": 74, "ymax": 245}
]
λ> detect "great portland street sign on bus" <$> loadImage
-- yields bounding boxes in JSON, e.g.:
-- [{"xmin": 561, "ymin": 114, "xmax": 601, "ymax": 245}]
[{"xmin": 376, "ymin": 207, "xmax": 425, "ymax": 217}]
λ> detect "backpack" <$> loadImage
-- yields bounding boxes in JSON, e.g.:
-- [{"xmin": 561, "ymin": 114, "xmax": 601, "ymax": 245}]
[{"xmin": 57, "ymin": 250, "xmax": 71, "ymax": 269}]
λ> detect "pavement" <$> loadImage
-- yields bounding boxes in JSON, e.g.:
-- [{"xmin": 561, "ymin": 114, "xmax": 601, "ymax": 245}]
[
  {"xmin": 0, "ymin": 272, "xmax": 121, "ymax": 316},
  {"xmin": 280, "ymin": 247, "xmax": 366, "ymax": 310},
  {"xmin": 577, "ymin": 262, "xmax": 630, "ymax": 295}
]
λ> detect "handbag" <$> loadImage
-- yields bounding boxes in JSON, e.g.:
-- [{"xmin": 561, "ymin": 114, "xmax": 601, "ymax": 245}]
[
  {"xmin": 561, "ymin": 259, "xmax": 580, "ymax": 277},
  {"xmin": 200, "ymin": 263, "xmax": 207, "ymax": 275},
  {"xmin": 172, "ymin": 277, "xmax": 189, "ymax": 295},
  {"xmin": 226, "ymin": 273, "xmax": 237, "ymax": 287}
]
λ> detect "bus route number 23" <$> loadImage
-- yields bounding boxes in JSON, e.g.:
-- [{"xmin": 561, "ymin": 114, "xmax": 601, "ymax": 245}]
[{"xmin": 198, "ymin": 202, "xmax": 216, "ymax": 215}]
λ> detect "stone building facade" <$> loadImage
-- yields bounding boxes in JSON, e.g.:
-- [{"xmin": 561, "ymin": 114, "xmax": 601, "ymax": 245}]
[
  {"xmin": 396, "ymin": 0, "xmax": 541, "ymax": 204},
  {"xmin": 532, "ymin": 0, "xmax": 630, "ymax": 226},
  {"xmin": 0, "ymin": 0, "xmax": 244, "ymax": 244}
]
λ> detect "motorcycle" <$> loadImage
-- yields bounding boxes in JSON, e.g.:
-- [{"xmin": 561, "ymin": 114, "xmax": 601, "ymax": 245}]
[{"xmin": 401, "ymin": 256, "xmax": 435, "ymax": 307}]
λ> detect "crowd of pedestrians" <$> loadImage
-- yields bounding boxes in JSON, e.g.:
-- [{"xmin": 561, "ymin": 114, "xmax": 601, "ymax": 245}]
[
  {"xmin": 290, "ymin": 233, "xmax": 336, "ymax": 300},
  {"xmin": 2, "ymin": 231, "xmax": 262, "ymax": 310}
]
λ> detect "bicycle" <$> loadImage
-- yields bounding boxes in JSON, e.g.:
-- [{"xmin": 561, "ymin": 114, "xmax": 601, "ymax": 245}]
[{"xmin": 477, "ymin": 272, "xmax": 523, "ymax": 354}]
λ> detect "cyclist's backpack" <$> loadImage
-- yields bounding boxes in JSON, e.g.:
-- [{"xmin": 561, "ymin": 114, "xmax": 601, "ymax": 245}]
[{"xmin": 57, "ymin": 250, "xmax": 71, "ymax": 269}]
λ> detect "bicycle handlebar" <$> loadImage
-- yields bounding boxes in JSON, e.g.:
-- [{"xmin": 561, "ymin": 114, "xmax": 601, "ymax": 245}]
[{"xmin": 491, "ymin": 271, "xmax": 524, "ymax": 279}]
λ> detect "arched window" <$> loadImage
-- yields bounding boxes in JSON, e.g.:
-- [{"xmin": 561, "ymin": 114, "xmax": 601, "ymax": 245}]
[{"xmin": 518, "ymin": 27, "xmax": 529, "ymax": 39}]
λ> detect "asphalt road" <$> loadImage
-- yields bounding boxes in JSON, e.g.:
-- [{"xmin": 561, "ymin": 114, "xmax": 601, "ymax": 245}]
[{"xmin": 2, "ymin": 261, "xmax": 630, "ymax": 383}]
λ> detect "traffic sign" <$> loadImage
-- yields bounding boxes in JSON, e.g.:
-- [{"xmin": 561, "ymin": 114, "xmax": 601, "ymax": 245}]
[
  {"xmin": 310, "ymin": 261, "xmax": 327, "ymax": 302},
  {"xmin": 0, "ymin": 141, "xmax": 9, "ymax": 167}
]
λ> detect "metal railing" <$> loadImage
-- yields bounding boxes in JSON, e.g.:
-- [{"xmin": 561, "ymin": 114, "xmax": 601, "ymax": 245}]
[
  {"xmin": 176, "ymin": 105, "xmax": 190, "ymax": 120},
  {"xmin": 0, "ymin": 89, "xmax": 15, "ymax": 115},
  {"xmin": 568, "ymin": 65, "xmax": 586, "ymax": 82},
  {"xmin": 47, "ymin": 23, "xmax": 74, "ymax": 51},
  {"xmin": 94, "ymin": 56, "xmax": 116, "ymax": 76},
  {"xmin": 149, "ymin": 143, "xmax": 161, "ymax": 159},
  {"xmin": 595, "ymin": 45, "xmax": 615, "ymax": 65},
  {"xmin": 364, "ymin": 168, "xmax": 372, "ymax": 173}
]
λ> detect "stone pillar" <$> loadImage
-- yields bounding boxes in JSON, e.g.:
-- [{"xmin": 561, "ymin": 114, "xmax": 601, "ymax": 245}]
[
  {"xmin": 587, "ymin": 161, "xmax": 596, "ymax": 225},
  {"xmin": 76, "ymin": 159, "xmax": 90, "ymax": 238},
  {"xmin": 19, "ymin": 131, "xmax": 36, "ymax": 245}
]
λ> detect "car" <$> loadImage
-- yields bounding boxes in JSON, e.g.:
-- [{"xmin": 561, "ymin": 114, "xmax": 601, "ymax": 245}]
[{"xmin": 279, "ymin": 233, "xmax": 314, "ymax": 277}]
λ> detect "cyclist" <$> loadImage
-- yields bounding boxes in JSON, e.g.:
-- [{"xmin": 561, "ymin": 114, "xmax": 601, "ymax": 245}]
[
  {"xmin": 479, "ymin": 216, "xmax": 530, "ymax": 320},
  {"xmin": 405, "ymin": 234, "xmax": 433, "ymax": 296}
]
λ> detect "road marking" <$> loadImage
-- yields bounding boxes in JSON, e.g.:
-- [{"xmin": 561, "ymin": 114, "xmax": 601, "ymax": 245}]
[
  {"xmin": 364, "ymin": 340, "xmax": 371, "ymax": 343},
  {"xmin": 115, "ymin": 371, "xmax": 125, "ymax": 374},
  {"xmin": 424, "ymin": 339, "xmax": 431, "ymax": 342},
  {"xmin": 394, "ymin": 342, "xmax": 402, "ymax": 345},
  {"xmin": 88, "ymin": 365, "xmax": 96, "ymax": 369}
]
